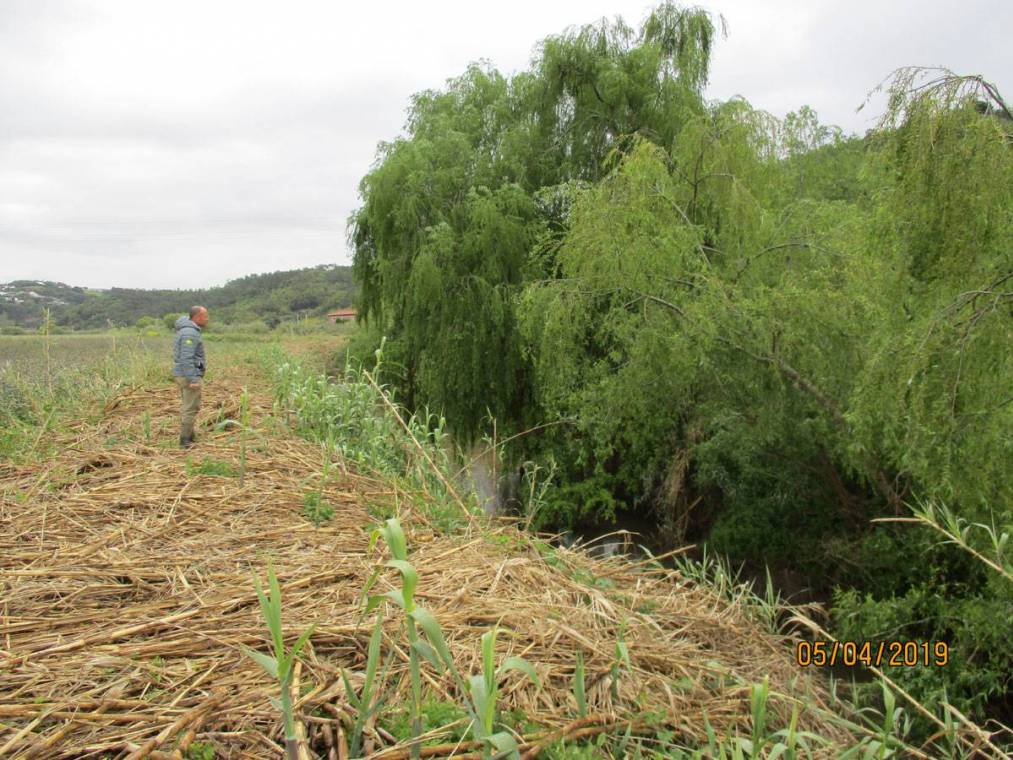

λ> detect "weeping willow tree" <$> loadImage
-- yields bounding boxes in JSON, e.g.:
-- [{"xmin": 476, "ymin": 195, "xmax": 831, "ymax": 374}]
[
  {"xmin": 520, "ymin": 98, "xmax": 882, "ymax": 536},
  {"xmin": 350, "ymin": 2, "xmax": 1011, "ymax": 729},
  {"xmin": 350, "ymin": 2, "xmax": 720, "ymax": 437},
  {"xmin": 520, "ymin": 65, "xmax": 1012, "ymax": 724},
  {"xmin": 848, "ymin": 68, "xmax": 1013, "ymax": 514},
  {"xmin": 833, "ymin": 69, "xmax": 1013, "ymax": 723}
]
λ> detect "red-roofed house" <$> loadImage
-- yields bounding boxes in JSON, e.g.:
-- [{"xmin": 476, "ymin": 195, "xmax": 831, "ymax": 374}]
[{"xmin": 326, "ymin": 308, "xmax": 357, "ymax": 323}]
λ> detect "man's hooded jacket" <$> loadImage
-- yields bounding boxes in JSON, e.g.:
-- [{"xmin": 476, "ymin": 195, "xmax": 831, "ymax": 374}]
[{"xmin": 173, "ymin": 316, "xmax": 206, "ymax": 382}]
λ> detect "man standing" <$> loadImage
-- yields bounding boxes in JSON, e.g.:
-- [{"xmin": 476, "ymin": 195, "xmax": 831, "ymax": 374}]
[{"xmin": 173, "ymin": 306, "xmax": 208, "ymax": 448}]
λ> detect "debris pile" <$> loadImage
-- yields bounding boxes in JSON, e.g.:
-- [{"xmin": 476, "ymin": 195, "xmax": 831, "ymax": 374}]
[{"xmin": 0, "ymin": 378, "xmax": 849, "ymax": 757}]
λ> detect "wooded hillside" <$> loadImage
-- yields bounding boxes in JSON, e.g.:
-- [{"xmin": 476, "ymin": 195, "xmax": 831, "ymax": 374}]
[{"xmin": 0, "ymin": 264, "xmax": 356, "ymax": 330}]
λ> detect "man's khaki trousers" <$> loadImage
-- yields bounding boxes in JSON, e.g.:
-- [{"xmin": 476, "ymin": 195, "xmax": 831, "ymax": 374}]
[{"xmin": 174, "ymin": 376, "xmax": 202, "ymax": 440}]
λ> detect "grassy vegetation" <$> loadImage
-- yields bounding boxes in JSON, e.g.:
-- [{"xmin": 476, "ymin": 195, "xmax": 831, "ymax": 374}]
[
  {"xmin": 269, "ymin": 342, "xmax": 480, "ymax": 532},
  {"xmin": 5, "ymin": 331, "xmax": 1005, "ymax": 757},
  {"xmin": 245, "ymin": 562, "xmax": 317, "ymax": 760},
  {"xmin": 0, "ymin": 333, "xmax": 168, "ymax": 460},
  {"xmin": 0, "ymin": 331, "xmax": 341, "ymax": 463}
]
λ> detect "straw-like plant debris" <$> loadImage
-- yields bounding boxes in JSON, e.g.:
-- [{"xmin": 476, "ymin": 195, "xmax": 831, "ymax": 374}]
[{"xmin": 1, "ymin": 372, "xmax": 853, "ymax": 758}]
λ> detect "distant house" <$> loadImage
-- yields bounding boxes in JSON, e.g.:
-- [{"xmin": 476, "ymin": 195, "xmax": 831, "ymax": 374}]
[{"xmin": 326, "ymin": 308, "xmax": 357, "ymax": 324}]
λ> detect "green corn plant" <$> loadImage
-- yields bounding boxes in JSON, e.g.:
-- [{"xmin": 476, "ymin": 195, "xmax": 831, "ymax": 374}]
[
  {"xmin": 244, "ymin": 562, "xmax": 316, "ymax": 760},
  {"xmin": 768, "ymin": 705, "xmax": 809, "ymax": 760},
  {"xmin": 408, "ymin": 612, "xmax": 539, "ymax": 759},
  {"xmin": 832, "ymin": 681, "xmax": 913, "ymax": 760},
  {"xmin": 368, "ymin": 518, "xmax": 539, "ymax": 759},
  {"xmin": 572, "ymin": 650, "xmax": 587, "ymax": 718},
  {"xmin": 748, "ymin": 677, "xmax": 770, "ymax": 756},
  {"xmin": 468, "ymin": 627, "xmax": 541, "ymax": 758},
  {"xmin": 341, "ymin": 609, "xmax": 393, "ymax": 757},
  {"xmin": 870, "ymin": 682, "xmax": 906, "ymax": 759},
  {"xmin": 367, "ymin": 517, "xmax": 425, "ymax": 758},
  {"xmin": 610, "ymin": 621, "xmax": 630, "ymax": 701}
]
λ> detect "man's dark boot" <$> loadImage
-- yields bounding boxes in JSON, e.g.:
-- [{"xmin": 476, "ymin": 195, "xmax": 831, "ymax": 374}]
[{"xmin": 179, "ymin": 434, "xmax": 193, "ymax": 449}]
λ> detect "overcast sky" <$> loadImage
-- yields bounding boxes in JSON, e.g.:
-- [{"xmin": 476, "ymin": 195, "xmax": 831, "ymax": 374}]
[{"xmin": 1, "ymin": 0, "xmax": 1009, "ymax": 289}]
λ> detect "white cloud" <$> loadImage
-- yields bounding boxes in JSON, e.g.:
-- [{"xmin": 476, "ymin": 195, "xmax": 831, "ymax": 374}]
[{"xmin": 1, "ymin": 0, "xmax": 1009, "ymax": 288}]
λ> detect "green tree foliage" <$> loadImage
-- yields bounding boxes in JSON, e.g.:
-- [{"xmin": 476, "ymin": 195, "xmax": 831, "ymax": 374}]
[
  {"xmin": 351, "ymin": 4, "xmax": 1012, "ymax": 727},
  {"xmin": 520, "ymin": 67, "xmax": 1012, "ymax": 720},
  {"xmin": 849, "ymin": 69, "xmax": 1013, "ymax": 516},
  {"xmin": 351, "ymin": 2, "xmax": 719, "ymax": 436}
]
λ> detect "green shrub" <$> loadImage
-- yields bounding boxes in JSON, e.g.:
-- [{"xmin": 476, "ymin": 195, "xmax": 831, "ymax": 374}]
[
  {"xmin": 301, "ymin": 492, "xmax": 334, "ymax": 526},
  {"xmin": 383, "ymin": 698, "xmax": 469, "ymax": 745},
  {"xmin": 185, "ymin": 457, "xmax": 237, "ymax": 478},
  {"xmin": 271, "ymin": 350, "xmax": 474, "ymax": 530},
  {"xmin": 832, "ymin": 530, "xmax": 1012, "ymax": 724}
]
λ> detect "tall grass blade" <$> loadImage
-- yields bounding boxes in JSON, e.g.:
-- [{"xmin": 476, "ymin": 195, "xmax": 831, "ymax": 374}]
[{"xmin": 573, "ymin": 650, "xmax": 587, "ymax": 718}]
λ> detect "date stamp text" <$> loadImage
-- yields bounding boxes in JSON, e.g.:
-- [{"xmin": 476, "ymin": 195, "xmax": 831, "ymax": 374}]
[{"xmin": 796, "ymin": 640, "xmax": 949, "ymax": 668}]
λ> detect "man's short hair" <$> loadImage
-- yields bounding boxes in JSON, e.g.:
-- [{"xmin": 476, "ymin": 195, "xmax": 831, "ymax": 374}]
[{"xmin": 189, "ymin": 306, "xmax": 206, "ymax": 319}]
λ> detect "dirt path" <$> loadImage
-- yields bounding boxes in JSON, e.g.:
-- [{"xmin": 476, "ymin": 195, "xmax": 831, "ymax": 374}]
[{"xmin": 0, "ymin": 369, "xmax": 851, "ymax": 758}]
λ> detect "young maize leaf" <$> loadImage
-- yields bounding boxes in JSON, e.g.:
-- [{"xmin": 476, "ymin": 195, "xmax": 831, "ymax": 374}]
[
  {"xmin": 386, "ymin": 559, "xmax": 418, "ymax": 609},
  {"xmin": 340, "ymin": 668, "xmax": 361, "ymax": 710},
  {"xmin": 573, "ymin": 651, "xmax": 587, "ymax": 718},
  {"xmin": 409, "ymin": 607, "xmax": 454, "ymax": 667},
  {"xmin": 469, "ymin": 674, "xmax": 493, "ymax": 737},
  {"xmin": 245, "ymin": 648, "xmax": 280, "ymax": 680},
  {"xmin": 411, "ymin": 638, "xmax": 445, "ymax": 673},
  {"xmin": 362, "ymin": 610, "xmax": 384, "ymax": 700},
  {"xmin": 382, "ymin": 518, "xmax": 408, "ymax": 561},
  {"xmin": 481, "ymin": 629, "xmax": 497, "ymax": 698},
  {"xmin": 252, "ymin": 569, "xmax": 282, "ymax": 658},
  {"xmin": 488, "ymin": 731, "xmax": 521, "ymax": 759},
  {"xmin": 367, "ymin": 589, "xmax": 407, "ymax": 612},
  {"xmin": 499, "ymin": 656, "xmax": 540, "ymax": 689},
  {"xmin": 289, "ymin": 623, "xmax": 317, "ymax": 661}
]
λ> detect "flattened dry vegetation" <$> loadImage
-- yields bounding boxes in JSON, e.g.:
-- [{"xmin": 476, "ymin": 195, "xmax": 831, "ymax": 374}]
[{"xmin": 1, "ymin": 372, "xmax": 850, "ymax": 757}]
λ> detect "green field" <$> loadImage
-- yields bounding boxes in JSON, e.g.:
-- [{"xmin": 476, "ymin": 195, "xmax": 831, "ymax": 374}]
[{"xmin": 0, "ymin": 332, "xmax": 345, "ymax": 461}]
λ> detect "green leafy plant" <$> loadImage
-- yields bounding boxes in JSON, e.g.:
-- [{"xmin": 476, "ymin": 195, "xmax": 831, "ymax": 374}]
[
  {"xmin": 302, "ymin": 445, "xmax": 337, "ymax": 526},
  {"xmin": 340, "ymin": 609, "xmax": 391, "ymax": 757},
  {"xmin": 367, "ymin": 517, "xmax": 426, "ymax": 758},
  {"xmin": 368, "ymin": 518, "xmax": 540, "ymax": 759},
  {"xmin": 243, "ymin": 562, "xmax": 316, "ymax": 760},
  {"xmin": 878, "ymin": 499, "xmax": 1012, "ymax": 583},
  {"xmin": 185, "ymin": 457, "xmax": 237, "ymax": 478},
  {"xmin": 572, "ymin": 650, "xmax": 587, "ymax": 719},
  {"xmin": 271, "ymin": 352, "xmax": 475, "ymax": 532},
  {"xmin": 301, "ymin": 492, "xmax": 334, "ymax": 526},
  {"xmin": 183, "ymin": 742, "xmax": 215, "ymax": 760},
  {"xmin": 466, "ymin": 627, "xmax": 541, "ymax": 758}
]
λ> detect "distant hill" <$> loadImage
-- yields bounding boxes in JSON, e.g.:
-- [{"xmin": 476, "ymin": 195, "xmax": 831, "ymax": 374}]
[{"xmin": 0, "ymin": 265, "xmax": 357, "ymax": 330}]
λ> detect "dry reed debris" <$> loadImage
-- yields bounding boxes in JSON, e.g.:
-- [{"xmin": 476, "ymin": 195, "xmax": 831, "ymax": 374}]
[{"xmin": 0, "ymin": 373, "xmax": 851, "ymax": 757}]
